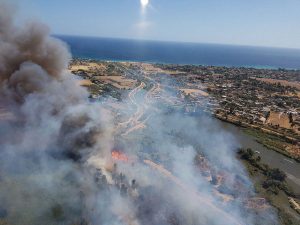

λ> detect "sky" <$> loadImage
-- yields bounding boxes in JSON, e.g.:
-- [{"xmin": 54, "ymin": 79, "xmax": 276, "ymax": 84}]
[{"xmin": 17, "ymin": 0, "xmax": 300, "ymax": 49}]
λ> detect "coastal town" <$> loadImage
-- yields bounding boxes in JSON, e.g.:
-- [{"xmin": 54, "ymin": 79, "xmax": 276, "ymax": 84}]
[
  {"xmin": 70, "ymin": 59, "xmax": 300, "ymax": 161},
  {"xmin": 69, "ymin": 59, "xmax": 300, "ymax": 224},
  {"xmin": 156, "ymin": 64, "xmax": 300, "ymax": 160}
]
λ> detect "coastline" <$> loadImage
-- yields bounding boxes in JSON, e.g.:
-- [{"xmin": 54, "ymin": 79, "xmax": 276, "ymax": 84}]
[
  {"xmin": 72, "ymin": 56, "xmax": 285, "ymax": 71},
  {"xmin": 58, "ymin": 34, "xmax": 300, "ymax": 69}
]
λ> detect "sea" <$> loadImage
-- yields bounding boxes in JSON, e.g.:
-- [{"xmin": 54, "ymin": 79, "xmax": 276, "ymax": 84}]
[{"xmin": 57, "ymin": 35, "xmax": 300, "ymax": 69}]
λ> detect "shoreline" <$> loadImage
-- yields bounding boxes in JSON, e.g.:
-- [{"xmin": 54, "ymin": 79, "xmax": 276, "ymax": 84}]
[{"xmin": 72, "ymin": 57, "xmax": 300, "ymax": 71}]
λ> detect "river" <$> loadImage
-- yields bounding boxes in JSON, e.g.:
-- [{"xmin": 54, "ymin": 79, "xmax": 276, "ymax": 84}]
[{"xmin": 217, "ymin": 120, "xmax": 300, "ymax": 194}]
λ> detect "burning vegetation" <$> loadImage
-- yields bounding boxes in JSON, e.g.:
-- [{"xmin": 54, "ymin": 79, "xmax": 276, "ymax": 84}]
[{"xmin": 111, "ymin": 150, "xmax": 129, "ymax": 162}]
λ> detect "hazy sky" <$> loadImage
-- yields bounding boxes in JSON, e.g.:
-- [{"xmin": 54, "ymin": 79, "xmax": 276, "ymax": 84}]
[{"xmin": 18, "ymin": 0, "xmax": 300, "ymax": 49}]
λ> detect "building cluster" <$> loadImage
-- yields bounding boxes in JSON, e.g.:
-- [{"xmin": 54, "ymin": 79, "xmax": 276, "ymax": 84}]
[{"xmin": 158, "ymin": 64, "xmax": 300, "ymax": 139}]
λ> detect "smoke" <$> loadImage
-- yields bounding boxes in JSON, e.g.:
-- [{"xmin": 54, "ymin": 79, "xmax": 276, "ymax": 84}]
[
  {"xmin": 0, "ymin": 1, "xmax": 279, "ymax": 225},
  {"xmin": 109, "ymin": 68, "xmax": 279, "ymax": 225},
  {"xmin": 0, "ymin": 1, "xmax": 114, "ymax": 224}
]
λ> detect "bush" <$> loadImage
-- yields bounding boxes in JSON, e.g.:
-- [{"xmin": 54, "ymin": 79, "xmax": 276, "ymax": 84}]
[
  {"xmin": 51, "ymin": 204, "xmax": 64, "ymax": 220},
  {"xmin": 238, "ymin": 148, "xmax": 254, "ymax": 161},
  {"xmin": 265, "ymin": 168, "xmax": 286, "ymax": 182}
]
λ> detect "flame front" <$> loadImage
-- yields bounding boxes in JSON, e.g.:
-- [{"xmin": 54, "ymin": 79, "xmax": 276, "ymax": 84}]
[{"xmin": 111, "ymin": 151, "xmax": 129, "ymax": 162}]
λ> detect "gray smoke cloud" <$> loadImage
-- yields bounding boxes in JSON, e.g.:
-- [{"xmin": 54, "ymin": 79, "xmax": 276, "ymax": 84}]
[
  {"xmin": 0, "ymin": 1, "xmax": 279, "ymax": 225},
  {"xmin": 0, "ymin": 0, "xmax": 111, "ymax": 159},
  {"xmin": 0, "ymin": 1, "xmax": 114, "ymax": 224}
]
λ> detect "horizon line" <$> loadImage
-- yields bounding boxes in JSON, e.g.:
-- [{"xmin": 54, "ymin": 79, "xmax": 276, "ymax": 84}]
[{"xmin": 54, "ymin": 33, "xmax": 300, "ymax": 51}]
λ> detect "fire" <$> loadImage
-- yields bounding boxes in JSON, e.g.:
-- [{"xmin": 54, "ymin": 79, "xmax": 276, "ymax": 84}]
[{"xmin": 111, "ymin": 151, "xmax": 129, "ymax": 162}]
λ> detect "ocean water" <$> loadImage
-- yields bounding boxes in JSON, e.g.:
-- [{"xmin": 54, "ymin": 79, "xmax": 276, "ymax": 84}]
[{"xmin": 57, "ymin": 35, "xmax": 300, "ymax": 69}]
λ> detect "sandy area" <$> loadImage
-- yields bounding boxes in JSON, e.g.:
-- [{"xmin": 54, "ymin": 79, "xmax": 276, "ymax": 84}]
[
  {"xmin": 78, "ymin": 79, "xmax": 93, "ymax": 87},
  {"xmin": 180, "ymin": 88, "xmax": 209, "ymax": 97},
  {"xmin": 266, "ymin": 111, "xmax": 300, "ymax": 135},
  {"xmin": 267, "ymin": 111, "xmax": 291, "ymax": 129}
]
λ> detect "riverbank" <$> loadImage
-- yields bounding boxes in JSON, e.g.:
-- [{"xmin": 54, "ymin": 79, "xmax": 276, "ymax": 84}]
[
  {"xmin": 213, "ymin": 118, "xmax": 300, "ymax": 194},
  {"xmin": 238, "ymin": 149, "xmax": 300, "ymax": 225},
  {"xmin": 214, "ymin": 113, "xmax": 300, "ymax": 162}
]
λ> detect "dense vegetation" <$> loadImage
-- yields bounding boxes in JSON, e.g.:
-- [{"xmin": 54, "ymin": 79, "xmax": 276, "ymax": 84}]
[{"xmin": 238, "ymin": 148, "xmax": 292, "ymax": 195}]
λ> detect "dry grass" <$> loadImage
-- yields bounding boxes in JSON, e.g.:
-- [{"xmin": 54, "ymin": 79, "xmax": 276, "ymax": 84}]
[
  {"xmin": 256, "ymin": 78, "xmax": 300, "ymax": 90},
  {"xmin": 96, "ymin": 76, "xmax": 137, "ymax": 90},
  {"xmin": 285, "ymin": 145, "xmax": 300, "ymax": 159},
  {"xmin": 122, "ymin": 62, "xmax": 183, "ymax": 75},
  {"xmin": 70, "ymin": 63, "xmax": 104, "ymax": 71},
  {"xmin": 70, "ymin": 62, "xmax": 137, "ymax": 90},
  {"xmin": 69, "ymin": 62, "xmax": 107, "ymax": 76}
]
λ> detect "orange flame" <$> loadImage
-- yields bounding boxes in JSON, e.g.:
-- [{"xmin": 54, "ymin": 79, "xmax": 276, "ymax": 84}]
[{"xmin": 111, "ymin": 151, "xmax": 129, "ymax": 162}]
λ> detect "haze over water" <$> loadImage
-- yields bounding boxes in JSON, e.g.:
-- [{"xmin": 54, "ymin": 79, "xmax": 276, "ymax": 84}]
[{"xmin": 58, "ymin": 35, "xmax": 300, "ymax": 69}]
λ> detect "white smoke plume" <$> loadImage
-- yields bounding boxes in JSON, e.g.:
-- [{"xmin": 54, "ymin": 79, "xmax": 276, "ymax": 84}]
[{"xmin": 0, "ymin": 1, "xmax": 279, "ymax": 225}]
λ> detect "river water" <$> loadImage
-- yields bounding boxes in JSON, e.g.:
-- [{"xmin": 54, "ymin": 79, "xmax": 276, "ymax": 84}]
[{"xmin": 216, "ymin": 120, "xmax": 300, "ymax": 194}]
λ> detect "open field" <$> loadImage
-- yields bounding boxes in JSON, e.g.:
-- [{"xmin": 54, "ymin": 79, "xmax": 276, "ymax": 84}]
[
  {"xmin": 179, "ymin": 88, "xmax": 209, "ymax": 97},
  {"xmin": 70, "ymin": 61, "xmax": 138, "ymax": 90},
  {"xmin": 70, "ymin": 62, "xmax": 103, "ymax": 71},
  {"xmin": 122, "ymin": 62, "xmax": 185, "ymax": 75},
  {"xmin": 255, "ymin": 78, "xmax": 300, "ymax": 90},
  {"xmin": 95, "ymin": 76, "xmax": 137, "ymax": 90},
  {"xmin": 267, "ymin": 111, "xmax": 292, "ymax": 129}
]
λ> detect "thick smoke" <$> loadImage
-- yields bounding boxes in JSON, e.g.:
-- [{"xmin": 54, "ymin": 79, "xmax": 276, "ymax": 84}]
[
  {"xmin": 0, "ymin": 1, "xmax": 113, "ymax": 224},
  {"xmin": 0, "ymin": 0, "xmax": 112, "ymax": 158},
  {"xmin": 0, "ymin": 1, "xmax": 279, "ymax": 225}
]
